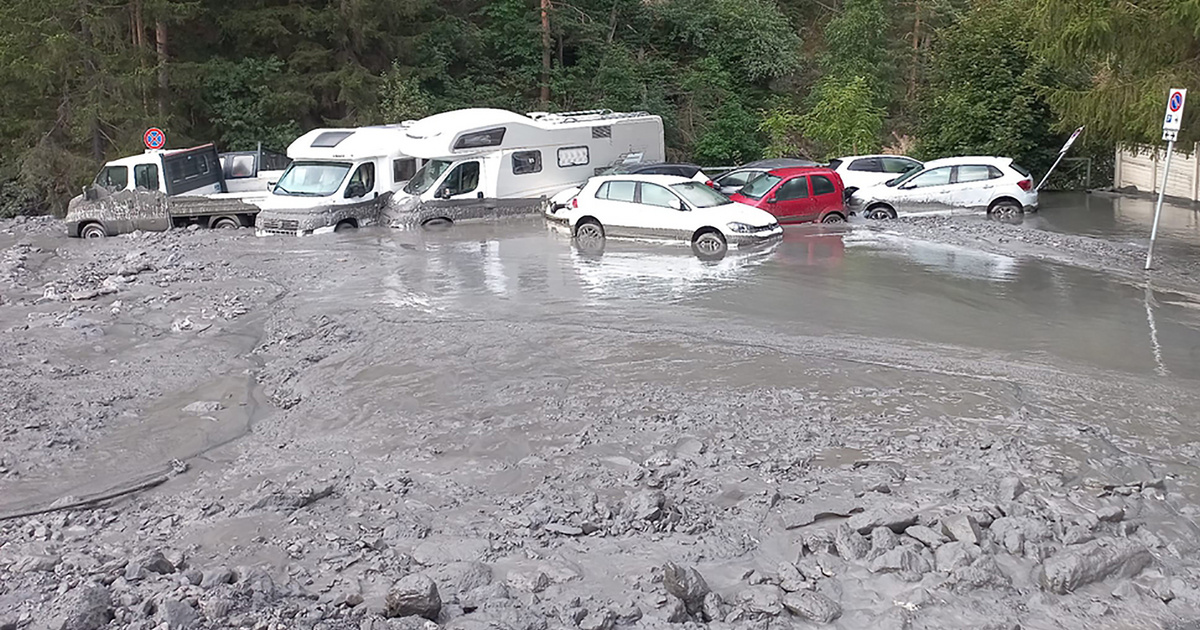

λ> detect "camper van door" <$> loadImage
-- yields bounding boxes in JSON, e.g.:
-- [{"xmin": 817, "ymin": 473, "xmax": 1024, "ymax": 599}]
[{"xmin": 434, "ymin": 159, "xmax": 486, "ymax": 201}]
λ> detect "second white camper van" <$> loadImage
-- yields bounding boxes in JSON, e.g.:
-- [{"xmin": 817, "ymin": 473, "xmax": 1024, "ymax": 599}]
[{"xmin": 388, "ymin": 108, "xmax": 664, "ymax": 227}]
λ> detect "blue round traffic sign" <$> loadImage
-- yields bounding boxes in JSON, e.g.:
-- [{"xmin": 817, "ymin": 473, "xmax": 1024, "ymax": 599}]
[
  {"xmin": 1170, "ymin": 92, "xmax": 1184, "ymax": 112},
  {"xmin": 144, "ymin": 127, "xmax": 166, "ymax": 150}
]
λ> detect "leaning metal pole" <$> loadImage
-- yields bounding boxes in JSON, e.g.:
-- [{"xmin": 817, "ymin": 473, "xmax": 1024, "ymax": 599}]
[{"xmin": 1145, "ymin": 140, "xmax": 1175, "ymax": 271}]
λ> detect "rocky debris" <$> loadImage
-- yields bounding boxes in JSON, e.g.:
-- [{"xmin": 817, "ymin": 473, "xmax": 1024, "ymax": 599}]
[
  {"xmin": 423, "ymin": 561, "xmax": 492, "ymax": 599},
  {"xmin": 869, "ymin": 526, "xmax": 899, "ymax": 558},
  {"xmin": 833, "ymin": 523, "xmax": 870, "ymax": 561},
  {"xmin": 250, "ymin": 481, "xmax": 335, "ymax": 510},
  {"xmin": 777, "ymin": 561, "xmax": 809, "ymax": 592},
  {"xmin": 941, "ymin": 514, "xmax": 983, "ymax": 545},
  {"xmin": 998, "ymin": 477, "xmax": 1026, "ymax": 502},
  {"xmin": 905, "ymin": 525, "xmax": 947, "ymax": 548},
  {"xmin": 627, "ymin": 489, "xmax": 666, "ymax": 521},
  {"xmin": 1040, "ymin": 540, "xmax": 1153, "ymax": 594},
  {"xmin": 847, "ymin": 505, "xmax": 919, "ymax": 534},
  {"xmin": 739, "ymin": 585, "xmax": 783, "ymax": 617},
  {"xmin": 948, "ymin": 555, "xmax": 1011, "ymax": 593},
  {"xmin": 990, "ymin": 516, "xmax": 1052, "ymax": 556},
  {"xmin": 578, "ymin": 609, "xmax": 616, "ymax": 630},
  {"xmin": 200, "ymin": 567, "xmax": 235, "ymax": 589},
  {"xmin": 157, "ymin": 600, "xmax": 200, "ymax": 629},
  {"xmin": 868, "ymin": 547, "xmax": 930, "ymax": 581},
  {"xmin": 782, "ymin": 590, "xmax": 842, "ymax": 624},
  {"xmin": 544, "ymin": 523, "xmax": 584, "ymax": 536},
  {"xmin": 662, "ymin": 563, "xmax": 710, "ymax": 617},
  {"xmin": 700, "ymin": 592, "xmax": 726, "ymax": 623},
  {"xmin": 506, "ymin": 569, "xmax": 550, "ymax": 593},
  {"xmin": 1097, "ymin": 505, "xmax": 1126, "ymax": 523},
  {"xmin": 41, "ymin": 585, "xmax": 113, "ymax": 630},
  {"xmin": 935, "ymin": 541, "xmax": 982, "ymax": 572},
  {"xmin": 385, "ymin": 574, "xmax": 442, "ymax": 620},
  {"xmin": 182, "ymin": 400, "xmax": 223, "ymax": 414},
  {"xmin": 14, "ymin": 553, "xmax": 61, "ymax": 573}
]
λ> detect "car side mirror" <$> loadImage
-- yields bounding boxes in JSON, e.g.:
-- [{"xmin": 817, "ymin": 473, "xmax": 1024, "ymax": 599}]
[
  {"xmin": 767, "ymin": 196, "xmax": 777, "ymax": 204},
  {"xmin": 438, "ymin": 187, "xmax": 452, "ymax": 200}
]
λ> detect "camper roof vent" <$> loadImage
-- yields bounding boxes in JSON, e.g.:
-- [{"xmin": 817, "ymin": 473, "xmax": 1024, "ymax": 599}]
[
  {"xmin": 531, "ymin": 109, "xmax": 653, "ymax": 124},
  {"xmin": 311, "ymin": 131, "xmax": 354, "ymax": 148}
]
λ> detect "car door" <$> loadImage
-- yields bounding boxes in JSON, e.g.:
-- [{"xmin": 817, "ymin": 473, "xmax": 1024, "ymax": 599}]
[
  {"xmin": 808, "ymin": 174, "xmax": 843, "ymax": 219},
  {"xmin": 767, "ymin": 176, "xmax": 814, "ymax": 223},
  {"xmin": 892, "ymin": 166, "xmax": 954, "ymax": 214},
  {"xmin": 843, "ymin": 158, "xmax": 882, "ymax": 190},
  {"xmin": 948, "ymin": 165, "xmax": 1000, "ymax": 210},
  {"xmin": 589, "ymin": 180, "xmax": 641, "ymax": 237},
  {"xmin": 637, "ymin": 182, "xmax": 692, "ymax": 240},
  {"xmin": 436, "ymin": 161, "xmax": 483, "ymax": 201}
]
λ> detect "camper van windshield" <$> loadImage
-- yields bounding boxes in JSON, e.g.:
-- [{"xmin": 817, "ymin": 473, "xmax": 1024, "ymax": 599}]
[
  {"xmin": 273, "ymin": 161, "xmax": 352, "ymax": 197},
  {"xmin": 404, "ymin": 160, "xmax": 452, "ymax": 195}
]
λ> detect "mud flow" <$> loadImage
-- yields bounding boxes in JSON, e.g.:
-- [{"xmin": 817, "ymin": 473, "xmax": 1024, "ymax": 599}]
[{"xmin": 2, "ymin": 193, "xmax": 1200, "ymax": 630}]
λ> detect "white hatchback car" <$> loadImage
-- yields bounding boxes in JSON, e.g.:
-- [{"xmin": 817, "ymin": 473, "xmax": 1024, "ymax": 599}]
[
  {"xmin": 849, "ymin": 156, "xmax": 1037, "ymax": 220},
  {"xmin": 550, "ymin": 175, "xmax": 783, "ymax": 259},
  {"xmin": 829, "ymin": 154, "xmax": 923, "ymax": 196}
]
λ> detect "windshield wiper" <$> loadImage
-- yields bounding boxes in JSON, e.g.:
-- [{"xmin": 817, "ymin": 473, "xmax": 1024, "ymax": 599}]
[{"xmin": 274, "ymin": 183, "xmax": 295, "ymax": 195}]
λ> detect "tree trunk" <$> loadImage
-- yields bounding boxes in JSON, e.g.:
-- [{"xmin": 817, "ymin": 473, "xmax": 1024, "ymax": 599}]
[
  {"xmin": 156, "ymin": 19, "xmax": 168, "ymax": 119},
  {"xmin": 908, "ymin": 1, "xmax": 921, "ymax": 99},
  {"xmin": 133, "ymin": 0, "xmax": 145, "ymax": 48},
  {"xmin": 540, "ymin": 0, "xmax": 551, "ymax": 107}
]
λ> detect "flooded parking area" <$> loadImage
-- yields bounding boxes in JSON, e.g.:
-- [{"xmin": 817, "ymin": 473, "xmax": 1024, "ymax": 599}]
[{"xmin": 3, "ymin": 195, "xmax": 1200, "ymax": 629}]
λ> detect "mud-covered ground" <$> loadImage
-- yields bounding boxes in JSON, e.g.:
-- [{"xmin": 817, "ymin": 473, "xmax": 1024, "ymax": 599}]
[{"xmin": 4, "ymin": 192, "xmax": 1200, "ymax": 630}]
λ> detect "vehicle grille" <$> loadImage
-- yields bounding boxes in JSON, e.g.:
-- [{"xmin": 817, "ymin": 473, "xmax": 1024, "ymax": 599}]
[{"xmin": 755, "ymin": 223, "xmax": 779, "ymax": 232}]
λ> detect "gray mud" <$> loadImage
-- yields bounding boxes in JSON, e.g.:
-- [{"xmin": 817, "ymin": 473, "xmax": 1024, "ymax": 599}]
[{"xmin": 3, "ymin": 195, "xmax": 1200, "ymax": 630}]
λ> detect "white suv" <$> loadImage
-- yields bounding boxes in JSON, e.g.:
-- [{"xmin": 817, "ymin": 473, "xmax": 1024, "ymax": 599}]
[
  {"xmin": 829, "ymin": 154, "xmax": 923, "ymax": 197},
  {"xmin": 848, "ymin": 156, "xmax": 1037, "ymax": 220}
]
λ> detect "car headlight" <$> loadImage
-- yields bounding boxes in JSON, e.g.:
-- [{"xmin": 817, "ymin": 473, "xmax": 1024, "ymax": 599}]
[{"xmin": 727, "ymin": 222, "xmax": 754, "ymax": 233}]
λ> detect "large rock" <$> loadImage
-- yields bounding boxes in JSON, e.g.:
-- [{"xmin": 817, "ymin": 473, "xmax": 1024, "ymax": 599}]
[
  {"xmin": 905, "ymin": 525, "xmax": 948, "ymax": 549},
  {"xmin": 868, "ymin": 548, "xmax": 930, "ymax": 581},
  {"xmin": 941, "ymin": 515, "xmax": 982, "ymax": 545},
  {"xmin": 782, "ymin": 590, "xmax": 842, "ymax": 624},
  {"xmin": 1040, "ymin": 540, "xmax": 1152, "ymax": 594},
  {"xmin": 628, "ymin": 490, "xmax": 666, "ymax": 521},
  {"xmin": 846, "ymin": 505, "xmax": 919, "ymax": 534},
  {"xmin": 997, "ymin": 477, "xmax": 1026, "ymax": 502},
  {"xmin": 739, "ymin": 586, "xmax": 783, "ymax": 617},
  {"xmin": 990, "ymin": 517, "xmax": 1051, "ymax": 556},
  {"xmin": 14, "ymin": 554, "xmax": 60, "ymax": 573},
  {"xmin": 42, "ymin": 586, "xmax": 113, "ymax": 630},
  {"xmin": 869, "ymin": 527, "xmax": 899, "ymax": 558},
  {"xmin": 662, "ymin": 563, "xmax": 710, "ymax": 616},
  {"xmin": 422, "ymin": 562, "xmax": 492, "ymax": 599},
  {"xmin": 385, "ymin": 574, "xmax": 442, "ymax": 620},
  {"xmin": 833, "ymin": 524, "xmax": 870, "ymax": 561},
  {"xmin": 935, "ymin": 542, "xmax": 982, "ymax": 573},
  {"xmin": 157, "ymin": 600, "xmax": 199, "ymax": 629}
]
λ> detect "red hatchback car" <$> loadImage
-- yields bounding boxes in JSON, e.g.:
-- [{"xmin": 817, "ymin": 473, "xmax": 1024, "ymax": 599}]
[{"xmin": 729, "ymin": 167, "xmax": 847, "ymax": 224}]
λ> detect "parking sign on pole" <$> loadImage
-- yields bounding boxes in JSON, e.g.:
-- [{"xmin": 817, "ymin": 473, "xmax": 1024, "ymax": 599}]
[{"xmin": 1146, "ymin": 89, "xmax": 1186, "ymax": 270}]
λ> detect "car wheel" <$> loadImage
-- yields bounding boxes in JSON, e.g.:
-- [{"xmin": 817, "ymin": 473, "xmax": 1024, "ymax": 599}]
[
  {"xmin": 988, "ymin": 200, "xmax": 1023, "ymax": 221},
  {"xmin": 80, "ymin": 223, "xmax": 106, "ymax": 239},
  {"xmin": 866, "ymin": 205, "xmax": 896, "ymax": 220},
  {"xmin": 575, "ymin": 219, "xmax": 606, "ymax": 255},
  {"xmin": 692, "ymin": 230, "xmax": 727, "ymax": 261},
  {"xmin": 421, "ymin": 217, "xmax": 452, "ymax": 231},
  {"xmin": 210, "ymin": 215, "xmax": 240, "ymax": 230},
  {"xmin": 821, "ymin": 212, "xmax": 846, "ymax": 224},
  {"xmin": 334, "ymin": 220, "xmax": 358, "ymax": 233}
]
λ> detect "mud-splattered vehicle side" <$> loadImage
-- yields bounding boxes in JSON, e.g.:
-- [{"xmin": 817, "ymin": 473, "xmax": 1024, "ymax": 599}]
[
  {"xmin": 384, "ymin": 195, "xmax": 550, "ymax": 229},
  {"xmin": 255, "ymin": 194, "xmax": 392, "ymax": 236},
  {"xmin": 66, "ymin": 189, "xmax": 262, "ymax": 238}
]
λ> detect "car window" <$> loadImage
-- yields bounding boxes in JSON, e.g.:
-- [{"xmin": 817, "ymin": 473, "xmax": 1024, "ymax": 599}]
[
  {"xmin": 1011, "ymin": 162, "xmax": 1031, "ymax": 177},
  {"xmin": 849, "ymin": 158, "xmax": 881, "ymax": 172},
  {"xmin": 672, "ymin": 182, "xmax": 730, "ymax": 208},
  {"xmin": 441, "ymin": 161, "xmax": 479, "ymax": 196},
  {"xmin": 775, "ymin": 177, "xmax": 810, "ymax": 201},
  {"xmin": 740, "ymin": 173, "xmax": 782, "ymax": 199},
  {"xmin": 827, "ymin": 159, "xmax": 843, "ymax": 170},
  {"xmin": 345, "ymin": 162, "xmax": 375, "ymax": 198},
  {"xmin": 717, "ymin": 170, "xmax": 752, "ymax": 188},
  {"xmin": 596, "ymin": 180, "xmax": 636, "ymax": 203},
  {"xmin": 393, "ymin": 158, "xmax": 416, "ymax": 183},
  {"xmin": 811, "ymin": 175, "xmax": 837, "ymax": 196},
  {"xmin": 96, "ymin": 166, "xmax": 128, "ymax": 190},
  {"xmin": 134, "ymin": 164, "xmax": 159, "ymax": 190},
  {"xmin": 955, "ymin": 165, "xmax": 993, "ymax": 184},
  {"xmin": 512, "ymin": 150, "xmax": 542, "ymax": 175},
  {"xmin": 639, "ymin": 183, "xmax": 680, "ymax": 208},
  {"xmin": 881, "ymin": 158, "xmax": 919, "ymax": 174},
  {"xmin": 988, "ymin": 166, "xmax": 1004, "ymax": 179},
  {"xmin": 906, "ymin": 167, "xmax": 952, "ymax": 188}
]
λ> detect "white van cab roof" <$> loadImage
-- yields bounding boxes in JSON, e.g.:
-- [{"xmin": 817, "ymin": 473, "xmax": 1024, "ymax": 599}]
[{"xmin": 287, "ymin": 123, "xmax": 413, "ymax": 161}]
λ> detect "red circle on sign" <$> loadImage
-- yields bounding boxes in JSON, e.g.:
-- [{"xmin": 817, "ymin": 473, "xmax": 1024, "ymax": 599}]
[
  {"xmin": 144, "ymin": 127, "xmax": 166, "ymax": 150},
  {"xmin": 1169, "ymin": 92, "xmax": 1183, "ymax": 112}
]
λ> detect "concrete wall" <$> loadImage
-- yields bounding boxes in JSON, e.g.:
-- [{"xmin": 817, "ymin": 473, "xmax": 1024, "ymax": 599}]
[{"xmin": 1115, "ymin": 143, "xmax": 1200, "ymax": 201}]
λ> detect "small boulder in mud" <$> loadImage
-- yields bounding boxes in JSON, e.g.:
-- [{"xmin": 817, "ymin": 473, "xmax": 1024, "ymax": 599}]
[
  {"xmin": 183, "ymin": 401, "xmax": 223, "ymax": 414},
  {"xmin": 385, "ymin": 574, "xmax": 441, "ymax": 620},
  {"xmin": 662, "ymin": 563, "xmax": 711, "ymax": 616},
  {"xmin": 1040, "ymin": 540, "xmax": 1152, "ymax": 594},
  {"xmin": 782, "ymin": 590, "xmax": 842, "ymax": 624},
  {"xmin": 833, "ymin": 524, "xmax": 870, "ymax": 561},
  {"xmin": 847, "ymin": 505, "xmax": 919, "ymax": 534},
  {"xmin": 942, "ymin": 514, "xmax": 983, "ymax": 545},
  {"xmin": 43, "ymin": 585, "xmax": 113, "ymax": 630}
]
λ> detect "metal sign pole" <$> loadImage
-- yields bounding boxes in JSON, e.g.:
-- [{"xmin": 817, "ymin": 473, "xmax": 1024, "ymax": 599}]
[
  {"xmin": 1145, "ymin": 140, "xmax": 1175, "ymax": 270},
  {"xmin": 1036, "ymin": 153, "xmax": 1066, "ymax": 191}
]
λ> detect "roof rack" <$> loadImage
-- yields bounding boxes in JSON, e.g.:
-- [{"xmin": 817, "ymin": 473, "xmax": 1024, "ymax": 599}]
[{"xmin": 526, "ymin": 109, "xmax": 653, "ymax": 124}]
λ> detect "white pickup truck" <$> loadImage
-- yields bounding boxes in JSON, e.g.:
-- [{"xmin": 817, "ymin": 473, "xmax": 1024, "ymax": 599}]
[{"xmin": 65, "ymin": 144, "xmax": 288, "ymax": 238}]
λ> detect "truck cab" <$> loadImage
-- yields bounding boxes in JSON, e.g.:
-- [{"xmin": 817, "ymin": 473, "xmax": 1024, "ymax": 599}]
[{"xmin": 91, "ymin": 144, "xmax": 224, "ymax": 197}]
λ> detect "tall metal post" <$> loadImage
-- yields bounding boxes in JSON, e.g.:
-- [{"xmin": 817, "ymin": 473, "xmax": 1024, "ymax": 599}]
[{"xmin": 1145, "ymin": 140, "xmax": 1175, "ymax": 270}]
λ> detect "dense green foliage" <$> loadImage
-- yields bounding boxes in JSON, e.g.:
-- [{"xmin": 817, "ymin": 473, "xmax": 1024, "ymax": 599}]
[{"xmin": 0, "ymin": 0, "xmax": 1195, "ymax": 216}]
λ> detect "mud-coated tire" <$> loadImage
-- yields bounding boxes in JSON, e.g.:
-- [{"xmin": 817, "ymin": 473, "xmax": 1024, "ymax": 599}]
[
  {"xmin": 692, "ymin": 230, "xmax": 727, "ymax": 261},
  {"xmin": 210, "ymin": 215, "xmax": 240, "ymax": 230},
  {"xmin": 866, "ymin": 205, "xmax": 897, "ymax": 220},
  {"xmin": 988, "ymin": 200, "xmax": 1022, "ymax": 219},
  {"xmin": 334, "ymin": 220, "xmax": 357, "ymax": 233},
  {"xmin": 80, "ymin": 223, "xmax": 106, "ymax": 239},
  {"xmin": 574, "ymin": 219, "xmax": 605, "ymax": 255},
  {"xmin": 821, "ymin": 212, "xmax": 846, "ymax": 224},
  {"xmin": 421, "ymin": 217, "xmax": 452, "ymax": 231}
]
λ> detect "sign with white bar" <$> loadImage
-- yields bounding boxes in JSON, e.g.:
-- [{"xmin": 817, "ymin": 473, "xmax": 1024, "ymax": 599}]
[{"xmin": 1163, "ymin": 88, "xmax": 1186, "ymax": 141}]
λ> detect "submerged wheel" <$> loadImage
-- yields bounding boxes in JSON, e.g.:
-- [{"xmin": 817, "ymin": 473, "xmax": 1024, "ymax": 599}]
[
  {"xmin": 421, "ymin": 217, "xmax": 453, "ymax": 231},
  {"xmin": 988, "ymin": 200, "xmax": 1023, "ymax": 219},
  {"xmin": 821, "ymin": 212, "xmax": 846, "ymax": 224},
  {"xmin": 574, "ymin": 219, "xmax": 606, "ymax": 255},
  {"xmin": 692, "ymin": 230, "xmax": 728, "ymax": 261},
  {"xmin": 334, "ymin": 220, "xmax": 358, "ymax": 233},
  {"xmin": 210, "ymin": 215, "xmax": 240, "ymax": 230},
  {"xmin": 80, "ymin": 223, "xmax": 106, "ymax": 239},
  {"xmin": 866, "ymin": 205, "xmax": 897, "ymax": 220}
]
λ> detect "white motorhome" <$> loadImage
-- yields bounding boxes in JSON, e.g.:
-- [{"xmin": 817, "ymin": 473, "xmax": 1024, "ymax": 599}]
[
  {"xmin": 255, "ymin": 124, "xmax": 422, "ymax": 236},
  {"xmin": 389, "ymin": 108, "xmax": 664, "ymax": 226}
]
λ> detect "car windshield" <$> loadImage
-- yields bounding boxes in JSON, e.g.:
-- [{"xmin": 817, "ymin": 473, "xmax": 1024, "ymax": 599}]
[
  {"xmin": 671, "ymin": 181, "xmax": 730, "ymax": 208},
  {"xmin": 403, "ymin": 160, "xmax": 452, "ymax": 195},
  {"xmin": 886, "ymin": 167, "xmax": 924, "ymax": 187},
  {"xmin": 273, "ymin": 161, "xmax": 351, "ymax": 197},
  {"xmin": 739, "ymin": 174, "xmax": 781, "ymax": 199}
]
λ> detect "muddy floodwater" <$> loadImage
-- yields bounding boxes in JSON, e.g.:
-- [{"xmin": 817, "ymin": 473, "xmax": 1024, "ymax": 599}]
[{"xmin": 3, "ymin": 192, "xmax": 1200, "ymax": 630}]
